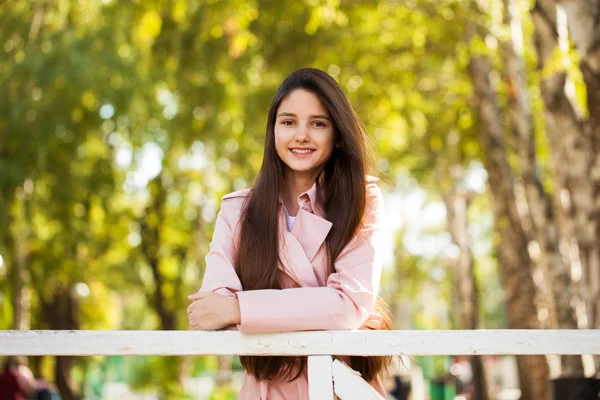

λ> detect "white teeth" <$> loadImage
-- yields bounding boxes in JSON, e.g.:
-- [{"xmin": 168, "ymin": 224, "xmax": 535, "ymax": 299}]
[{"xmin": 291, "ymin": 149, "xmax": 313, "ymax": 154}]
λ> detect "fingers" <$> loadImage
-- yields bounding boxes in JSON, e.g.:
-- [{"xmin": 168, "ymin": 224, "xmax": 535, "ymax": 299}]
[
  {"xmin": 188, "ymin": 291, "xmax": 211, "ymax": 301},
  {"xmin": 187, "ymin": 292, "xmax": 211, "ymax": 314},
  {"xmin": 188, "ymin": 310, "xmax": 199, "ymax": 330},
  {"xmin": 187, "ymin": 292, "xmax": 206, "ymax": 330}
]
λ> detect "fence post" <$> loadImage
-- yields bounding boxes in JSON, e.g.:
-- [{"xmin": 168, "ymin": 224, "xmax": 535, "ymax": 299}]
[
  {"xmin": 308, "ymin": 355, "xmax": 334, "ymax": 400},
  {"xmin": 331, "ymin": 359, "xmax": 385, "ymax": 399}
]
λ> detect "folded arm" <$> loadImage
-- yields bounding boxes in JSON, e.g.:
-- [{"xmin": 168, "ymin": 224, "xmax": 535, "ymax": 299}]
[{"xmin": 196, "ymin": 184, "xmax": 385, "ymax": 333}]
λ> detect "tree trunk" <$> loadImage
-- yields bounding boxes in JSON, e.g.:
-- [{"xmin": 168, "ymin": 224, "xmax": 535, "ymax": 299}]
[
  {"xmin": 10, "ymin": 187, "xmax": 31, "ymax": 331},
  {"xmin": 443, "ymin": 190, "xmax": 489, "ymax": 400},
  {"xmin": 531, "ymin": 0, "xmax": 600, "ymax": 373},
  {"xmin": 466, "ymin": 22, "xmax": 550, "ymax": 400},
  {"xmin": 9, "ymin": 249, "xmax": 27, "ymax": 330},
  {"xmin": 139, "ymin": 176, "xmax": 183, "ymax": 398},
  {"xmin": 504, "ymin": 0, "xmax": 584, "ymax": 376},
  {"xmin": 559, "ymin": 0, "xmax": 600, "ymax": 355},
  {"xmin": 532, "ymin": 0, "xmax": 597, "ymax": 328},
  {"xmin": 140, "ymin": 176, "xmax": 177, "ymax": 331},
  {"xmin": 41, "ymin": 285, "xmax": 80, "ymax": 400},
  {"xmin": 55, "ymin": 356, "xmax": 78, "ymax": 400}
]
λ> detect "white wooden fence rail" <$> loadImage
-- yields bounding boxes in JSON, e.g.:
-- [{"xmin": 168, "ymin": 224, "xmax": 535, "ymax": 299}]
[{"xmin": 1, "ymin": 330, "xmax": 599, "ymax": 399}]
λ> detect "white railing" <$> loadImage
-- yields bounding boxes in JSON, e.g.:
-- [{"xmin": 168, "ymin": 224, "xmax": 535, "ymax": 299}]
[{"xmin": 1, "ymin": 330, "xmax": 599, "ymax": 399}]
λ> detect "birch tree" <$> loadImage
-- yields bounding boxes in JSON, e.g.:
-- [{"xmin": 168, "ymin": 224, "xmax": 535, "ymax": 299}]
[{"xmin": 466, "ymin": 17, "xmax": 550, "ymax": 399}]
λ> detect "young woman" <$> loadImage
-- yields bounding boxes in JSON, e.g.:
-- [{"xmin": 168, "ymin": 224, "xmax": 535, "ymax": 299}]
[{"xmin": 187, "ymin": 68, "xmax": 391, "ymax": 399}]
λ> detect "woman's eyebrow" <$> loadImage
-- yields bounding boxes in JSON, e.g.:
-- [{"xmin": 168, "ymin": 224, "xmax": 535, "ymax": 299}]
[{"xmin": 276, "ymin": 111, "xmax": 331, "ymax": 120}]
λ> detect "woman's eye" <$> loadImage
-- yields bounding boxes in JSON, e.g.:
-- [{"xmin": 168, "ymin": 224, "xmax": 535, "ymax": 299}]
[
  {"xmin": 313, "ymin": 121, "xmax": 327, "ymax": 127},
  {"xmin": 282, "ymin": 120, "xmax": 294, "ymax": 126}
]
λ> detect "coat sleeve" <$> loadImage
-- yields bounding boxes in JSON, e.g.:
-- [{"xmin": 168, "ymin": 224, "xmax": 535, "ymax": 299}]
[
  {"xmin": 236, "ymin": 183, "xmax": 385, "ymax": 333},
  {"xmin": 198, "ymin": 200, "xmax": 243, "ymax": 299}
]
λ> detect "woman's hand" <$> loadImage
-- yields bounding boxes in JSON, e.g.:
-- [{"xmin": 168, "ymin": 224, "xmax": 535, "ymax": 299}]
[
  {"xmin": 359, "ymin": 314, "xmax": 383, "ymax": 330},
  {"xmin": 187, "ymin": 292, "xmax": 241, "ymax": 330}
]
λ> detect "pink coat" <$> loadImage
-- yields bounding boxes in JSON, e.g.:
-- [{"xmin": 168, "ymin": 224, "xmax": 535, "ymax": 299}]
[{"xmin": 199, "ymin": 176, "xmax": 387, "ymax": 399}]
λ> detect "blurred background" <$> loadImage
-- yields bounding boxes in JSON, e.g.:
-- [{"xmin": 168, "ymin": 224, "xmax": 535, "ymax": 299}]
[{"xmin": 1, "ymin": 0, "xmax": 599, "ymax": 399}]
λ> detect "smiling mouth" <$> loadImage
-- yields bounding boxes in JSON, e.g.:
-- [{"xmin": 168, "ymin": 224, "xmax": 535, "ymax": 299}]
[{"xmin": 290, "ymin": 149, "xmax": 315, "ymax": 154}]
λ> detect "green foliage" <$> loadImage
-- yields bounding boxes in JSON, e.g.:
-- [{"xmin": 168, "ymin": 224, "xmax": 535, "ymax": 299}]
[
  {"xmin": 209, "ymin": 385, "xmax": 238, "ymax": 400},
  {"xmin": 129, "ymin": 356, "xmax": 188, "ymax": 398}
]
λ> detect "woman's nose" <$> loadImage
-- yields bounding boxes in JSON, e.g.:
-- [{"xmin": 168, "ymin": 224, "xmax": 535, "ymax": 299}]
[{"xmin": 295, "ymin": 123, "xmax": 310, "ymax": 142}]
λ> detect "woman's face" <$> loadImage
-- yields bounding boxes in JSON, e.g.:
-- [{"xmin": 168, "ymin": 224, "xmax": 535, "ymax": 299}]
[{"xmin": 274, "ymin": 89, "xmax": 336, "ymax": 182}]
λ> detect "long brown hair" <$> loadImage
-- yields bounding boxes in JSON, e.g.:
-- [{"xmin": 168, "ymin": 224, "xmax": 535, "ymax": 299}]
[{"xmin": 235, "ymin": 68, "xmax": 392, "ymax": 382}]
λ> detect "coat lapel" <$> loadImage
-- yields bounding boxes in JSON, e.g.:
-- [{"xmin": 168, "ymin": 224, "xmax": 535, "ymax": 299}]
[
  {"xmin": 277, "ymin": 208, "xmax": 331, "ymax": 288},
  {"xmin": 276, "ymin": 210, "xmax": 304, "ymax": 286},
  {"xmin": 290, "ymin": 208, "xmax": 332, "ymax": 262},
  {"xmin": 276, "ymin": 180, "xmax": 332, "ymax": 288}
]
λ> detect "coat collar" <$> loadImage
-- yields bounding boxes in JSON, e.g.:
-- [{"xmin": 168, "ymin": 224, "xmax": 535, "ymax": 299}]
[{"xmin": 278, "ymin": 179, "xmax": 325, "ymax": 218}]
